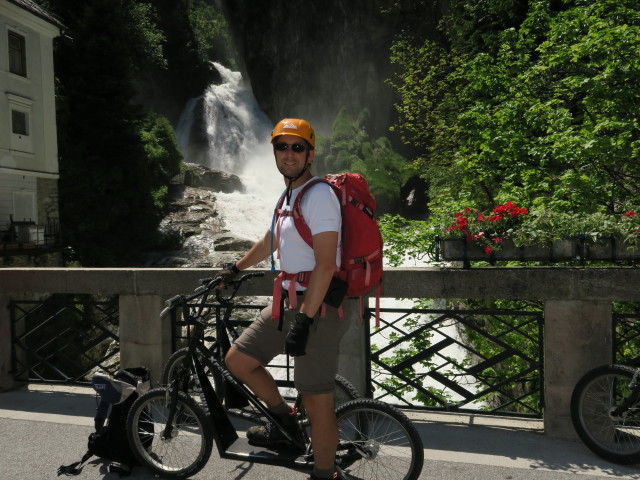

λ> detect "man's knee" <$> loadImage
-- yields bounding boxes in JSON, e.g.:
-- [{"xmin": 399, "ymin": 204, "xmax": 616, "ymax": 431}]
[{"xmin": 225, "ymin": 346, "xmax": 259, "ymax": 378}]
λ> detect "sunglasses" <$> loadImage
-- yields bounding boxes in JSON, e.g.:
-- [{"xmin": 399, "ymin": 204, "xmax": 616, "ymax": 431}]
[{"xmin": 274, "ymin": 142, "xmax": 307, "ymax": 153}]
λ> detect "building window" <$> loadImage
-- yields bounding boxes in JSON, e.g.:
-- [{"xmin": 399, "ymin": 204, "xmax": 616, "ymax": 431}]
[
  {"xmin": 6, "ymin": 94, "xmax": 34, "ymax": 153},
  {"xmin": 11, "ymin": 110, "xmax": 28, "ymax": 136},
  {"xmin": 8, "ymin": 31, "xmax": 27, "ymax": 77}
]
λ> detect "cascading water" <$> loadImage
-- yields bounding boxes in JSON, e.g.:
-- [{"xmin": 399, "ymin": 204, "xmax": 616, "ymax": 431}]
[{"xmin": 176, "ymin": 63, "xmax": 284, "ymax": 249}]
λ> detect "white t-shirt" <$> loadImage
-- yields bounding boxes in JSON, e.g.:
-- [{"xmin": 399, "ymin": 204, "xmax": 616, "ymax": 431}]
[{"xmin": 273, "ymin": 177, "xmax": 342, "ymax": 287}]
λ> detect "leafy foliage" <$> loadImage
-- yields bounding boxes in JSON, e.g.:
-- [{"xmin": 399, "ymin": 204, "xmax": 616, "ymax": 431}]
[
  {"xmin": 49, "ymin": 0, "xmax": 182, "ymax": 265},
  {"xmin": 388, "ymin": 0, "xmax": 640, "ymax": 229},
  {"xmin": 315, "ymin": 108, "xmax": 412, "ymax": 213},
  {"xmin": 380, "ymin": 0, "xmax": 640, "ymax": 409},
  {"xmin": 188, "ymin": 0, "xmax": 237, "ymax": 68}
]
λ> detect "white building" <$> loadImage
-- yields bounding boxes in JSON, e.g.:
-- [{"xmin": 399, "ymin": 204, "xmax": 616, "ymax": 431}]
[{"xmin": 0, "ymin": 0, "xmax": 62, "ymax": 263}]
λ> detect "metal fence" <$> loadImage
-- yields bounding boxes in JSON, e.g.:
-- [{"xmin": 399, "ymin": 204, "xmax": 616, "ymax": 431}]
[
  {"xmin": 14, "ymin": 295, "xmax": 640, "ymax": 418},
  {"xmin": 10, "ymin": 294, "xmax": 545, "ymax": 418},
  {"xmin": 368, "ymin": 306, "xmax": 544, "ymax": 418},
  {"xmin": 614, "ymin": 311, "xmax": 640, "ymax": 366},
  {"xmin": 10, "ymin": 295, "xmax": 120, "ymax": 383}
]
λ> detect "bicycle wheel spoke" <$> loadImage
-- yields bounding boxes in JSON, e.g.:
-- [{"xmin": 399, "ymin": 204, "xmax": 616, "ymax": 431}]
[
  {"xmin": 572, "ymin": 365, "xmax": 640, "ymax": 464},
  {"xmin": 127, "ymin": 389, "xmax": 212, "ymax": 478},
  {"xmin": 336, "ymin": 400, "xmax": 423, "ymax": 480}
]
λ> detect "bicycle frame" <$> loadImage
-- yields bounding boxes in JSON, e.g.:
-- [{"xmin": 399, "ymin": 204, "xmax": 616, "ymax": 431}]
[
  {"xmin": 165, "ymin": 274, "xmax": 315, "ymax": 471},
  {"xmin": 611, "ymin": 368, "xmax": 640, "ymax": 417}
]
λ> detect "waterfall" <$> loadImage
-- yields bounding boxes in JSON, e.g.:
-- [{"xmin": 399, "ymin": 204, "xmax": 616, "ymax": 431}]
[{"xmin": 176, "ymin": 63, "xmax": 284, "ymax": 244}]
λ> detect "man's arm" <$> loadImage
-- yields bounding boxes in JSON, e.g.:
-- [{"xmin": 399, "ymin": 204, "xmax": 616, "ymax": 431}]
[
  {"xmin": 298, "ymin": 230, "xmax": 339, "ymax": 318},
  {"xmin": 235, "ymin": 229, "xmax": 274, "ymax": 271}
]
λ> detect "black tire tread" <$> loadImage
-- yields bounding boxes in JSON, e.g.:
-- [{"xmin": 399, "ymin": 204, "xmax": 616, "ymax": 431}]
[
  {"xmin": 571, "ymin": 364, "xmax": 640, "ymax": 464},
  {"xmin": 126, "ymin": 388, "xmax": 213, "ymax": 479},
  {"xmin": 335, "ymin": 398, "xmax": 424, "ymax": 480}
]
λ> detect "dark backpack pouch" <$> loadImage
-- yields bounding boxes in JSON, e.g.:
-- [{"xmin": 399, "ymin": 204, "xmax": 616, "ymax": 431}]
[{"xmin": 57, "ymin": 366, "xmax": 152, "ymax": 477}]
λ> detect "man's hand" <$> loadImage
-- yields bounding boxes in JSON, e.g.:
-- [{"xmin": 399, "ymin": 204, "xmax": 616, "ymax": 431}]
[
  {"xmin": 215, "ymin": 262, "xmax": 240, "ymax": 287},
  {"xmin": 285, "ymin": 312, "xmax": 314, "ymax": 357}
]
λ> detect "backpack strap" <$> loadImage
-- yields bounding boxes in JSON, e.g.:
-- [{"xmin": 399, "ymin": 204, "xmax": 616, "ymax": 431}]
[
  {"xmin": 289, "ymin": 178, "xmax": 339, "ymax": 248},
  {"xmin": 57, "ymin": 449, "xmax": 94, "ymax": 476},
  {"xmin": 271, "ymin": 271, "xmax": 312, "ymax": 322}
]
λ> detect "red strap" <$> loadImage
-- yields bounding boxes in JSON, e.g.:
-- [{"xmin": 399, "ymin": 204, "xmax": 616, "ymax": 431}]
[
  {"xmin": 270, "ymin": 271, "xmax": 311, "ymax": 320},
  {"xmin": 271, "ymin": 272, "xmax": 285, "ymax": 320}
]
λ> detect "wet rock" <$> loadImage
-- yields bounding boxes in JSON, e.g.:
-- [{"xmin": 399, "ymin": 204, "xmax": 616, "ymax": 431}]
[
  {"xmin": 141, "ymin": 167, "xmax": 253, "ymax": 267},
  {"xmin": 179, "ymin": 163, "xmax": 245, "ymax": 193}
]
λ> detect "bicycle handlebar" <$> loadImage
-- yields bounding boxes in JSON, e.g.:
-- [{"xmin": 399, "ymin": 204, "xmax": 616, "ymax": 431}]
[{"xmin": 159, "ymin": 271, "xmax": 265, "ymax": 318}]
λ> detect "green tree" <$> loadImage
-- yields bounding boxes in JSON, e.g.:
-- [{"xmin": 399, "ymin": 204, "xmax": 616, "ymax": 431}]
[
  {"xmin": 51, "ymin": 0, "xmax": 178, "ymax": 265},
  {"xmin": 316, "ymin": 109, "xmax": 411, "ymax": 213},
  {"xmin": 188, "ymin": 0, "xmax": 236, "ymax": 68},
  {"xmin": 388, "ymin": 0, "xmax": 640, "ymax": 218}
]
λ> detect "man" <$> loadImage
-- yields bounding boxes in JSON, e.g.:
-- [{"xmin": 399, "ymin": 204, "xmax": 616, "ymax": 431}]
[{"xmin": 222, "ymin": 118, "xmax": 346, "ymax": 480}]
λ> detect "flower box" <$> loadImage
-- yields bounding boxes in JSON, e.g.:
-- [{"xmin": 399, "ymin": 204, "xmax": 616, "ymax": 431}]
[
  {"xmin": 585, "ymin": 238, "xmax": 640, "ymax": 260},
  {"xmin": 440, "ymin": 238, "xmax": 576, "ymax": 262}
]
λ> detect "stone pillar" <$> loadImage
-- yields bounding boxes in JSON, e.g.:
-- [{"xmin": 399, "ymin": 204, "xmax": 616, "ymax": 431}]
[
  {"xmin": 544, "ymin": 299, "xmax": 612, "ymax": 438},
  {"xmin": 0, "ymin": 295, "xmax": 15, "ymax": 391},
  {"xmin": 119, "ymin": 295, "xmax": 171, "ymax": 386},
  {"xmin": 337, "ymin": 297, "xmax": 369, "ymax": 398}
]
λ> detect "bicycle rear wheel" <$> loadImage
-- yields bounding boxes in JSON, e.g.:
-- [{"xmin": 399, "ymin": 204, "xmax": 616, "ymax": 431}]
[
  {"xmin": 335, "ymin": 399, "xmax": 424, "ymax": 480},
  {"xmin": 126, "ymin": 388, "xmax": 213, "ymax": 479},
  {"xmin": 571, "ymin": 364, "xmax": 640, "ymax": 464}
]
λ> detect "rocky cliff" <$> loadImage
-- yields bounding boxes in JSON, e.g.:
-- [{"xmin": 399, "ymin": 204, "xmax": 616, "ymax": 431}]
[
  {"xmin": 142, "ymin": 164, "xmax": 253, "ymax": 267},
  {"xmin": 219, "ymin": 0, "xmax": 441, "ymax": 137}
]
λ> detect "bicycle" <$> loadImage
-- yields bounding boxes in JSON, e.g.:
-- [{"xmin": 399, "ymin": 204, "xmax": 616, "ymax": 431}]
[
  {"xmin": 161, "ymin": 274, "xmax": 360, "ymax": 412},
  {"xmin": 125, "ymin": 273, "xmax": 425, "ymax": 479},
  {"xmin": 571, "ymin": 363, "xmax": 640, "ymax": 464}
]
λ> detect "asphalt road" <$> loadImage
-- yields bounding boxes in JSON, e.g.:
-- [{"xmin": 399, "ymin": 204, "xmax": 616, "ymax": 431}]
[{"xmin": 1, "ymin": 383, "xmax": 639, "ymax": 480}]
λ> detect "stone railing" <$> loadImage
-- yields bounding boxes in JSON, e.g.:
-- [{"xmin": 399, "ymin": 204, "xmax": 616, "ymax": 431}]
[{"xmin": 2, "ymin": 266, "xmax": 640, "ymax": 440}]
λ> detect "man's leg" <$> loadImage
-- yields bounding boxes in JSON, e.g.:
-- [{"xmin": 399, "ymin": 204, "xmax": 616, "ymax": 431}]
[
  {"xmin": 225, "ymin": 346, "xmax": 284, "ymax": 407},
  {"xmin": 302, "ymin": 392, "xmax": 337, "ymax": 470}
]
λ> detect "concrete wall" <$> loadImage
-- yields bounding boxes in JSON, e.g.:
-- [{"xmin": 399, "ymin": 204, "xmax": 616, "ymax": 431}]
[{"xmin": 1, "ymin": 266, "xmax": 640, "ymax": 439}]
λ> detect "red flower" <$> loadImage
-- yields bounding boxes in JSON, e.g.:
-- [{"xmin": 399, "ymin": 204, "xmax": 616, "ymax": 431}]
[
  {"xmin": 484, "ymin": 246, "xmax": 493, "ymax": 255},
  {"xmin": 626, "ymin": 210, "xmax": 637, "ymax": 217}
]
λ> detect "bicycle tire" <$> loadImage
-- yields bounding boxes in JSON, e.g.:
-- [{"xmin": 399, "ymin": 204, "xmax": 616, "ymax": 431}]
[
  {"xmin": 126, "ymin": 388, "xmax": 213, "ymax": 479},
  {"xmin": 571, "ymin": 364, "xmax": 640, "ymax": 464},
  {"xmin": 162, "ymin": 346, "xmax": 224, "ymax": 405},
  {"xmin": 334, "ymin": 398, "xmax": 424, "ymax": 480}
]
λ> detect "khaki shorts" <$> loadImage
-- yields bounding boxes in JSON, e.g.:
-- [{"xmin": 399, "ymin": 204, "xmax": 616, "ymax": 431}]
[{"xmin": 232, "ymin": 299, "xmax": 350, "ymax": 395}]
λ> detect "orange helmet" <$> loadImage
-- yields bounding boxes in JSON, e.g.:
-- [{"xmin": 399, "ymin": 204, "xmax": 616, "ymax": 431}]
[{"xmin": 271, "ymin": 118, "xmax": 315, "ymax": 148}]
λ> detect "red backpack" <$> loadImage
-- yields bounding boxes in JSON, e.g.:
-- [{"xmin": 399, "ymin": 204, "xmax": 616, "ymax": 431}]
[{"xmin": 271, "ymin": 173, "xmax": 383, "ymax": 325}]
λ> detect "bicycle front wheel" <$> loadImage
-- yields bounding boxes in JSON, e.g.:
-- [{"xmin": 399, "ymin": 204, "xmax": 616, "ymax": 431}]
[
  {"xmin": 335, "ymin": 399, "xmax": 424, "ymax": 480},
  {"xmin": 571, "ymin": 364, "xmax": 640, "ymax": 464},
  {"xmin": 126, "ymin": 388, "xmax": 213, "ymax": 479}
]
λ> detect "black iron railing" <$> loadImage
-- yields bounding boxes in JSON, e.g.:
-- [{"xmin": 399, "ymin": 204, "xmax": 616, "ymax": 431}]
[
  {"xmin": 368, "ymin": 306, "xmax": 544, "ymax": 417},
  {"xmin": 613, "ymin": 311, "xmax": 640, "ymax": 366},
  {"xmin": 10, "ymin": 295, "xmax": 119, "ymax": 383},
  {"xmin": 0, "ymin": 218, "xmax": 61, "ymax": 252},
  {"xmin": 16, "ymin": 294, "xmax": 640, "ymax": 419}
]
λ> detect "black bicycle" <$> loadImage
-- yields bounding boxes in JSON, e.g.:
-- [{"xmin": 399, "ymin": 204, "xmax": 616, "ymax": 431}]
[
  {"xmin": 161, "ymin": 274, "xmax": 360, "ymax": 413},
  {"xmin": 125, "ymin": 273, "xmax": 424, "ymax": 479},
  {"xmin": 571, "ymin": 363, "xmax": 640, "ymax": 464}
]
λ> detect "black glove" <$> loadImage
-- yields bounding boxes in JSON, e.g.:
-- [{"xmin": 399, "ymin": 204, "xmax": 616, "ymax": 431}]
[
  {"xmin": 215, "ymin": 262, "xmax": 240, "ymax": 285},
  {"xmin": 285, "ymin": 312, "xmax": 314, "ymax": 357}
]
